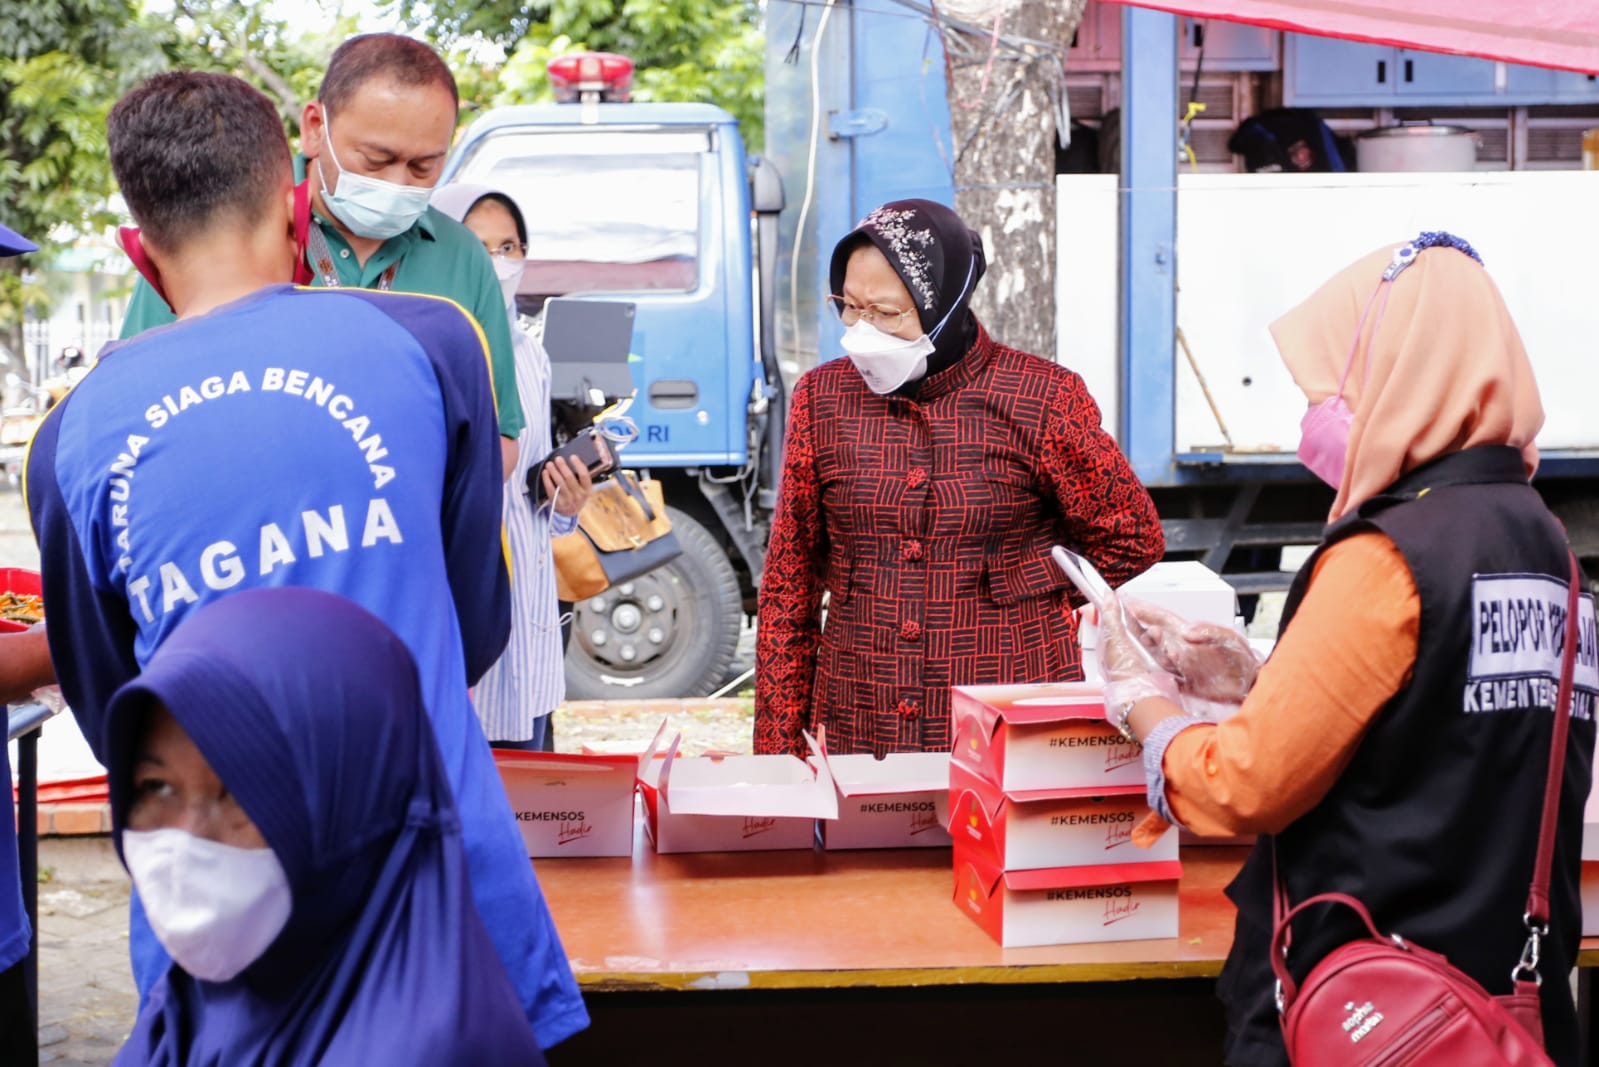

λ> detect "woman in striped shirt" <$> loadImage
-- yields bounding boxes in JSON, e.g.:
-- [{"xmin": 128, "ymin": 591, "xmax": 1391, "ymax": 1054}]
[{"xmin": 432, "ymin": 183, "xmax": 595, "ymax": 749}]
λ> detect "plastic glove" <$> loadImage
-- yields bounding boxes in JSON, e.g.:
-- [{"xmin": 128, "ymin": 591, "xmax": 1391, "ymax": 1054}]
[
  {"xmin": 1103, "ymin": 670, "xmax": 1182, "ymax": 720},
  {"xmin": 1095, "ymin": 591, "xmax": 1170, "ymax": 683},
  {"xmin": 1098, "ymin": 591, "xmax": 1184, "ymax": 732},
  {"xmin": 1123, "ymin": 598, "xmax": 1263, "ymax": 705}
]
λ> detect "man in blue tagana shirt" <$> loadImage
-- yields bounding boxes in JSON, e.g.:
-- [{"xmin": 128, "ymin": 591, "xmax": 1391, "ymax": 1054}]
[{"xmin": 26, "ymin": 72, "xmax": 587, "ymax": 1048}]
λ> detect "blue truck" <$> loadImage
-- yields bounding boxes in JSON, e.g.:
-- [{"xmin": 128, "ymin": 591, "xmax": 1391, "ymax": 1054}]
[{"xmin": 445, "ymin": 2, "xmax": 1599, "ymax": 699}]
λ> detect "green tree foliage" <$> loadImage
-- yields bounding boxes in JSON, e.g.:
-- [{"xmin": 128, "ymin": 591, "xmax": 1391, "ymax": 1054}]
[
  {"xmin": 0, "ymin": 0, "xmax": 344, "ymax": 351},
  {"xmin": 405, "ymin": 0, "xmax": 766, "ymax": 150},
  {"xmin": 0, "ymin": 0, "xmax": 164, "ymax": 353},
  {"xmin": 156, "ymin": 1, "xmax": 354, "ymax": 134},
  {"xmin": 0, "ymin": 0, "xmax": 766, "ymax": 355}
]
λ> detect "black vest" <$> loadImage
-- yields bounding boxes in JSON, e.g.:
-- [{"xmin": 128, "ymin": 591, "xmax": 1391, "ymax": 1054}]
[{"xmin": 1217, "ymin": 447, "xmax": 1597, "ymax": 1067}]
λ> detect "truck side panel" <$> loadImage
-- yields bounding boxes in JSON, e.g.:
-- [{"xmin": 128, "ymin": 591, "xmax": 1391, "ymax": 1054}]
[{"xmin": 765, "ymin": 0, "xmax": 957, "ymax": 381}]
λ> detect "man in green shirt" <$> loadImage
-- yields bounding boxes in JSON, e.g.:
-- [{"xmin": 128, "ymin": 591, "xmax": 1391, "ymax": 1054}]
[{"xmin": 119, "ymin": 33, "xmax": 525, "ymax": 471}]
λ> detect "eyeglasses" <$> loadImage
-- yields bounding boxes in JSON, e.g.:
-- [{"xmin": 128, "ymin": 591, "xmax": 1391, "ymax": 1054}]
[
  {"xmin": 486, "ymin": 240, "xmax": 526, "ymax": 262},
  {"xmin": 827, "ymin": 294, "xmax": 915, "ymax": 332}
]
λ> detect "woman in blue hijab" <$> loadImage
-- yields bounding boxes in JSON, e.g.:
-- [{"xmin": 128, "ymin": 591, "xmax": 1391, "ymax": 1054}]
[{"xmin": 104, "ymin": 588, "xmax": 547, "ymax": 1065}]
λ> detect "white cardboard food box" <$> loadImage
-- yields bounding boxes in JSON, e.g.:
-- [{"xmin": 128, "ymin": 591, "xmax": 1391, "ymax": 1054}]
[
  {"xmin": 954, "ymin": 844, "xmax": 1182, "ymax": 948},
  {"xmin": 812, "ymin": 751, "xmax": 953, "ymax": 850},
  {"xmin": 494, "ymin": 750, "xmax": 638, "ymax": 858},
  {"xmin": 1118, "ymin": 560, "xmax": 1240, "ymax": 628},
  {"xmin": 950, "ymin": 681, "xmax": 1143, "ymax": 794},
  {"xmin": 636, "ymin": 727, "xmax": 839, "ymax": 853},
  {"xmin": 949, "ymin": 761, "xmax": 1175, "ymax": 871}
]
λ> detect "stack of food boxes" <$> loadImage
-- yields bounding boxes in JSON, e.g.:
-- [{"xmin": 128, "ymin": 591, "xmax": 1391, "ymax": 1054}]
[
  {"xmin": 943, "ymin": 561, "xmax": 1245, "ymax": 946},
  {"xmin": 1082, "ymin": 560, "xmax": 1254, "ymax": 848},
  {"xmin": 947, "ymin": 681, "xmax": 1180, "ymax": 947}
]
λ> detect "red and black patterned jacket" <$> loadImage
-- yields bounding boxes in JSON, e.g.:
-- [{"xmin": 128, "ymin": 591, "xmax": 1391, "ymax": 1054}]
[{"xmin": 754, "ymin": 325, "xmax": 1164, "ymax": 758}]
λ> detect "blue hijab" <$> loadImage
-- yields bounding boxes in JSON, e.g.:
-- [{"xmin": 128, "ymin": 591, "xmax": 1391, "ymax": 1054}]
[{"xmin": 105, "ymin": 588, "xmax": 546, "ymax": 1066}]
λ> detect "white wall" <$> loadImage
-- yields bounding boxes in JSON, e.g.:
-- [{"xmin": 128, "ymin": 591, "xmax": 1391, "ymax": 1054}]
[
  {"xmin": 1058, "ymin": 170, "xmax": 1599, "ymax": 456},
  {"xmin": 1054, "ymin": 176, "xmax": 1120, "ymax": 440}
]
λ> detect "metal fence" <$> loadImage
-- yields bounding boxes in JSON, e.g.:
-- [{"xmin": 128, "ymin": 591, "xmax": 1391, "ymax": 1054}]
[{"xmin": 20, "ymin": 321, "xmax": 117, "ymax": 384}]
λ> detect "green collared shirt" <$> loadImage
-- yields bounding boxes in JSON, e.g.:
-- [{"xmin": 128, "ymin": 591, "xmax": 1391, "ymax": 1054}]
[{"xmin": 118, "ymin": 155, "xmax": 525, "ymax": 439}]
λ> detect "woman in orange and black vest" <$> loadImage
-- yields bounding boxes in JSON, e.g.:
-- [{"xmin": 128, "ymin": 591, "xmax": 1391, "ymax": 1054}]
[{"xmin": 1099, "ymin": 233, "xmax": 1595, "ymax": 1066}]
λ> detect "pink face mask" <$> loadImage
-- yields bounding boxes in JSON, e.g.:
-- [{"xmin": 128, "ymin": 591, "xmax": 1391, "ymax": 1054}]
[
  {"xmin": 1297, "ymin": 394, "xmax": 1353, "ymax": 488},
  {"xmin": 1297, "ymin": 250, "xmax": 1408, "ymax": 489}
]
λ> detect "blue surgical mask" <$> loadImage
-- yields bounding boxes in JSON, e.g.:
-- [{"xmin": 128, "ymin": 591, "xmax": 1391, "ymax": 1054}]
[{"xmin": 315, "ymin": 116, "xmax": 434, "ymax": 240}]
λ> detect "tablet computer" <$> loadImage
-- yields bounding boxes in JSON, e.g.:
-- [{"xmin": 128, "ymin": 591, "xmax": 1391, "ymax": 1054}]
[{"xmin": 542, "ymin": 297, "xmax": 637, "ymax": 408}]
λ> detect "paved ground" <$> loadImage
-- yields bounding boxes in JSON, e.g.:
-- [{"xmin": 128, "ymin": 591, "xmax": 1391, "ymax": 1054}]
[{"xmin": 33, "ymin": 839, "xmax": 134, "ymax": 1065}]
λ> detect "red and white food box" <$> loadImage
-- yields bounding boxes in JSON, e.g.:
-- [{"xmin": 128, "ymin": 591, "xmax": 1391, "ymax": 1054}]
[
  {"xmin": 636, "ymin": 727, "xmax": 839, "ymax": 853},
  {"xmin": 1582, "ymin": 787, "xmax": 1599, "ymax": 935},
  {"xmin": 811, "ymin": 751, "xmax": 953, "ymax": 850},
  {"xmin": 494, "ymin": 750, "xmax": 638, "ymax": 858},
  {"xmin": 954, "ymin": 844, "xmax": 1182, "ymax": 948},
  {"xmin": 951, "ymin": 682, "xmax": 1143, "ymax": 794},
  {"xmin": 948, "ymin": 761, "xmax": 1175, "ymax": 871}
]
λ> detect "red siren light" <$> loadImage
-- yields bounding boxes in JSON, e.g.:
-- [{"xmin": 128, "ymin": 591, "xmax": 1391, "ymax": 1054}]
[{"xmin": 547, "ymin": 52, "xmax": 635, "ymax": 104}]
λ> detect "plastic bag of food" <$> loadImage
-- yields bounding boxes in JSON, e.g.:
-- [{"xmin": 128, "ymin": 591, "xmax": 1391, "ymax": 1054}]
[{"xmin": 1122, "ymin": 597, "xmax": 1263, "ymax": 707}]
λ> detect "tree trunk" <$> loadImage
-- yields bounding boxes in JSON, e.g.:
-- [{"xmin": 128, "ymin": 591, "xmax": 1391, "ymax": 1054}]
[{"xmin": 942, "ymin": 0, "xmax": 1085, "ymax": 361}]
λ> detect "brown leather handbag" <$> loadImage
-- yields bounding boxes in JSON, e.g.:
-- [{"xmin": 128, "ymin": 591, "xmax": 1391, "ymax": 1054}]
[
  {"xmin": 1270, "ymin": 553, "xmax": 1582, "ymax": 1067},
  {"xmin": 551, "ymin": 471, "xmax": 682, "ymax": 602}
]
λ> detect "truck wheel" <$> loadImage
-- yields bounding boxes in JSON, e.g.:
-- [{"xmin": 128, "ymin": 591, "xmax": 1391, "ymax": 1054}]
[{"xmin": 563, "ymin": 506, "xmax": 742, "ymax": 700}]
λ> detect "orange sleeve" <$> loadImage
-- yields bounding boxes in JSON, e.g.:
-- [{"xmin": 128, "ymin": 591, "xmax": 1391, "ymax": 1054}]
[{"xmin": 1160, "ymin": 531, "xmax": 1420, "ymax": 836}]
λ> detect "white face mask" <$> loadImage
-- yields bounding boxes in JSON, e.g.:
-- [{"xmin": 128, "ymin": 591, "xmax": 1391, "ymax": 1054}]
[
  {"xmin": 840, "ymin": 320, "xmax": 935, "ymax": 394},
  {"xmin": 492, "ymin": 256, "xmax": 525, "ymax": 308},
  {"xmin": 316, "ymin": 115, "xmax": 435, "ymax": 240},
  {"xmin": 123, "ymin": 827, "xmax": 292, "ymax": 983}
]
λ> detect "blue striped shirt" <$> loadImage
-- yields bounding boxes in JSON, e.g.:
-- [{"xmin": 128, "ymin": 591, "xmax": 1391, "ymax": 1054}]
[{"xmin": 473, "ymin": 322, "xmax": 576, "ymax": 741}]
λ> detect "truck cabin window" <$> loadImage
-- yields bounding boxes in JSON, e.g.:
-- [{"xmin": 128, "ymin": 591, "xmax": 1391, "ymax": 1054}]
[{"xmin": 455, "ymin": 129, "xmax": 704, "ymax": 311}]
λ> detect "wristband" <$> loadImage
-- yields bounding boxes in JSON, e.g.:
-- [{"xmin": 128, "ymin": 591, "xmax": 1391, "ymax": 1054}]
[{"xmin": 1108, "ymin": 698, "xmax": 1140, "ymax": 744}]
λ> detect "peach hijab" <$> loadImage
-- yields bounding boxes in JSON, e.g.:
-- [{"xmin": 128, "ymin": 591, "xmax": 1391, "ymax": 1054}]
[{"xmin": 1270, "ymin": 236, "xmax": 1544, "ymax": 522}]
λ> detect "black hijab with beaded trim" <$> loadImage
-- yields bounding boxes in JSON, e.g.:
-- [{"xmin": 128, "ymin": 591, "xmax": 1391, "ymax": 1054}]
[{"xmin": 828, "ymin": 198, "xmax": 988, "ymax": 379}]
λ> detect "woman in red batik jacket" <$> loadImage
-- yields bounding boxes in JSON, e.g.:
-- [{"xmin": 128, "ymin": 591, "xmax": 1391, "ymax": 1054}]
[{"xmin": 754, "ymin": 199, "xmax": 1163, "ymax": 759}]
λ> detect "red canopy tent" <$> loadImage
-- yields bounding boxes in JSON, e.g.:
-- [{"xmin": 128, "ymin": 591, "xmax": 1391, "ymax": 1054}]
[{"xmin": 1114, "ymin": 0, "xmax": 1599, "ymax": 74}]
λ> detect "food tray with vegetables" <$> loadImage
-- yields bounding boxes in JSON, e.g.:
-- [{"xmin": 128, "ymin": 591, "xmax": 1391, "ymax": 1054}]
[{"xmin": 0, "ymin": 568, "xmax": 43, "ymax": 633}]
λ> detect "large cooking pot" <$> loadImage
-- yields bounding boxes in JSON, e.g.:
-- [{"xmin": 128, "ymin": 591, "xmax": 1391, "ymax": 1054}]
[{"xmin": 1355, "ymin": 123, "xmax": 1480, "ymax": 173}]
